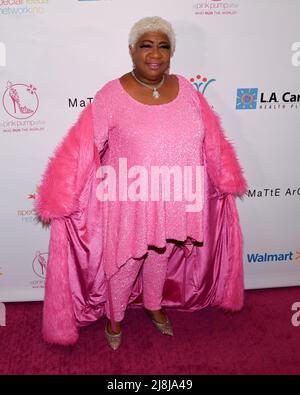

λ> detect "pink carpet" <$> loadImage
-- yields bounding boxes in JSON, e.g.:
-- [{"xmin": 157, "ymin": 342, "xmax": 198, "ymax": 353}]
[{"xmin": 0, "ymin": 286, "xmax": 299, "ymax": 375}]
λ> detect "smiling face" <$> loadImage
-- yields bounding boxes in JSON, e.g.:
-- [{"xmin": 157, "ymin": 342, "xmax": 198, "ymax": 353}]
[{"xmin": 129, "ymin": 31, "xmax": 171, "ymax": 84}]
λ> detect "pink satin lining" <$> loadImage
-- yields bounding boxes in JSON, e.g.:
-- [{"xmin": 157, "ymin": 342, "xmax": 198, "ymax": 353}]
[{"xmin": 63, "ymin": 162, "xmax": 241, "ymax": 330}]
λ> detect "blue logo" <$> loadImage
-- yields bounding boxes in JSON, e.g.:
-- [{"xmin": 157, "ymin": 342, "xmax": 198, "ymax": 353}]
[
  {"xmin": 246, "ymin": 251, "xmax": 300, "ymax": 264},
  {"xmin": 236, "ymin": 88, "xmax": 258, "ymax": 109}
]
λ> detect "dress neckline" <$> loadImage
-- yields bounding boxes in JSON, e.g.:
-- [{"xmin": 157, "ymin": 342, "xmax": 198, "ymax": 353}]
[{"xmin": 117, "ymin": 74, "xmax": 182, "ymax": 107}]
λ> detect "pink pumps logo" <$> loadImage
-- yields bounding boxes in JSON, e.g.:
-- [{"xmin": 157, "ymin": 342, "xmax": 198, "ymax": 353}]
[
  {"xmin": 193, "ymin": 0, "xmax": 240, "ymax": 16},
  {"xmin": 2, "ymin": 81, "xmax": 39, "ymax": 119},
  {"xmin": 32, "ymin": 251, "xmax": 48, "ymax": 279}
]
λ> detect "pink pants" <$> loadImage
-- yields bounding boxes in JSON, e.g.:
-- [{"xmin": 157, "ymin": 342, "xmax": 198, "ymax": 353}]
[{"xmin": 106, "ymin": 242, "xmax": 175, "ymax": 322}]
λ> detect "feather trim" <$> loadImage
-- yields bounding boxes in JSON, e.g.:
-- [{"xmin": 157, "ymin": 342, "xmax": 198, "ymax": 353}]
[
  {"xmin": 35, "ymin": 105, "xmax": 93, "ymax": 223},
  {"xmin": 198, "ymin": 92, "xmax": 248, "ymax": 197}
]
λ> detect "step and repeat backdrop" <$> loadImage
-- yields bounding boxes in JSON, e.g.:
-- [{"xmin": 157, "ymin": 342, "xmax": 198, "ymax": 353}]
[{"xmin": 0, "ymin": 0, "xmax": 299, "ymax": 301}]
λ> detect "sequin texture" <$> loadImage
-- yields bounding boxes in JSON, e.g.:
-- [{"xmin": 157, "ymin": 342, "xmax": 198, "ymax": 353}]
[
  {"xmin": 106, "ymin": 242, "xmax": 174, "ymax": 321},
  {"xmin": 92, "ymin": 74, "xmax": 205, "ymax": 279}
]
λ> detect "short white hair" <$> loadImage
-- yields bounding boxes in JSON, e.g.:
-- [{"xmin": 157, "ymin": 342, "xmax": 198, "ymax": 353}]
[{"xmin": 128, "ymin": 16, "xmax": 176, "ymax": 56}]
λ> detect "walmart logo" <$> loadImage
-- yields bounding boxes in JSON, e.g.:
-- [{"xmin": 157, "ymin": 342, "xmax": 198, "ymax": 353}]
[
  {"xmin": 236, "ymin": 88, "xmax": 258, "ymax": 109},
  {"xmin": 247, "ymin": 250, "xmax": 300, "ymax": 264}
]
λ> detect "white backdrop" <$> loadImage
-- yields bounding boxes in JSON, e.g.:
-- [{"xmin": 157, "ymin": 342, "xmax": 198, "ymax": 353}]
[{"xmin": 0, "ymin": 0, "xmax": 300, "ymax": 302}]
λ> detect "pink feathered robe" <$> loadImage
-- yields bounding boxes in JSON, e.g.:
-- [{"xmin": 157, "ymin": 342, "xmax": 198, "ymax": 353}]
[{"xmin": 35, "ymin": 82, "xmax": 248, "ymax": 345}]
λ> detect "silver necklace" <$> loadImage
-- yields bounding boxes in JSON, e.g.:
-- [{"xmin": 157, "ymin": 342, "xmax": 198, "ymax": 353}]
[{"xmin": 131, "ymin": 70, "xmax": 165, "ymax": 99}]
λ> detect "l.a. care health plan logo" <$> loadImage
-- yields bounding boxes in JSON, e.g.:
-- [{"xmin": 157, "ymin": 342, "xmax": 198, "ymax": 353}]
[
  {"xmin": 2, "ymin": 81, "xmax": 39, "ymax": 119},
  {"xmin": 236, "ymin": 88, "xmax": 258, "ymax": 109},
  {"xmin": 32, "ymin": 251, "xmax": 48, "ymax": 279},
  {"xmin": 236, "ymin": 87, "xmax": 299, "ymax": 110}
]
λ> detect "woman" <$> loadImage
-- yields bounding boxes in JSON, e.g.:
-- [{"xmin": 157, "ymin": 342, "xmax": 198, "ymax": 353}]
[{"xmin": 36, "ymin": 16, "xmax": 248, "ymax": 351}]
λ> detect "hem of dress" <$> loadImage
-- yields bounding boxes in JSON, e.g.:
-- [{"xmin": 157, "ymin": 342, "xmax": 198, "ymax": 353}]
[
  {"xmin": 104, "ymin": 234, "xmax": 203, "ymax": 327},
  {"xmin": 106, "ymin": 234, "xmax": 203, "ymax": 281}
]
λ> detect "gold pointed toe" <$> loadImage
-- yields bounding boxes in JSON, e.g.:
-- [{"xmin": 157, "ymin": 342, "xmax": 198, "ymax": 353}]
[
  {"xmin": 151, "ymin": 316, "xmax": 174, "ymax": 336},
  {"xmin": 144, "ymin": 309, "xmax": 174, "ymax": 336},
  {"xmin": 104, "ymin": 321, "xmax": 122, "ymax": 350}
]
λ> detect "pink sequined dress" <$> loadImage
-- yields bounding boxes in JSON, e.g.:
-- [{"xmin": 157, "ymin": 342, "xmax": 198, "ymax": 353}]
[
  {"xmin": 92, "ymin": 74, "xmax": 205, "ymax": 280},
  {"xmin": 36, "ymin": 71, "xmax": 247, "ymax": 344}
]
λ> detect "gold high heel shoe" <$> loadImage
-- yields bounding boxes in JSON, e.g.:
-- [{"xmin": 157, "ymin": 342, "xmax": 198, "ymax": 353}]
[
  {"xmin": 104, "ymin": 321, "xmax": 122, "ymax": 350},
  {"xmin": 146, "ymin": 310, "xmax": 174, "ymax": 336}
]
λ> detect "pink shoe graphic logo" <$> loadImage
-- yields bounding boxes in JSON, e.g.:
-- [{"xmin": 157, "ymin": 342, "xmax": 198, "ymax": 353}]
[
  {"xmin": 32, "ymin": 251, "xmax": 48, "ymax": 279},
  {"xmin": 2, "ymin": 81, "xmax": 39, "ymax": 119}
]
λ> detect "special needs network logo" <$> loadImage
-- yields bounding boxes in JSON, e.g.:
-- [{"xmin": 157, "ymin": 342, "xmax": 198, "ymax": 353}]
[
  {"xmin": 27, "ymin": 185, "xmax": 39, "ymax": 200},
  {"xmin": 236, "ymin": 88, "xmax": 299, "ymax": 110},
  {"xmin": 0, "ymin": 0, "xmax": 49, "ymax": 16},
  {"xmin": 16, "ymin": 186, "xmax": 39, "ymax": 224},
  {"xmin": 247, "ymin": 250, "xmax": 300, "ymax": 264}
]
